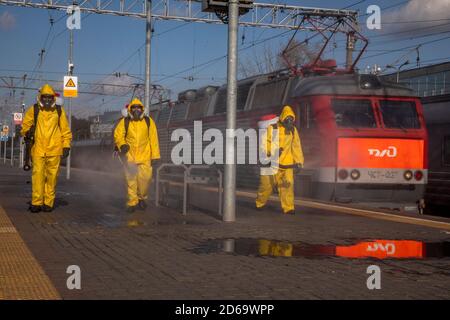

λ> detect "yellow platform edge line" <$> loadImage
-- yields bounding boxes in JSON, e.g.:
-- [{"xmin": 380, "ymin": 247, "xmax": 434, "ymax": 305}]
[
  {"xmin": 0, "ymin": 205, "xmax": 61, "ymax": 300},
  {"xmin": 180, "ymin": 182, "xmax": 450, "ymax": 231},
  {"xmin": 235, "ymin": 190, "xmax": 450, "ymax": 231}
]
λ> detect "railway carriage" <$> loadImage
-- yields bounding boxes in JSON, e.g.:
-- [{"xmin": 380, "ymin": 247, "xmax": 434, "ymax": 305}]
[{"xmin": 149, "ymin": 65, "xmax": 428, "ymax": 213}]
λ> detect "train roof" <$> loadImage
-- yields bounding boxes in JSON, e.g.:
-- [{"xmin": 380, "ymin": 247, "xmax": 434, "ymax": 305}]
[{"xmin": 289, "ymin": 73, "xmax": 417, "ymax": 98}]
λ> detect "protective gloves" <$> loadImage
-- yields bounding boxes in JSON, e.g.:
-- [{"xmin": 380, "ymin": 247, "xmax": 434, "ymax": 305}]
[
  {"xmin": 120, "ymin": 144, "xmax": 130, "ymax": 155},
  {"xmin": 62, "ymin": 148, "xmax": 70, "ymax": 159}
]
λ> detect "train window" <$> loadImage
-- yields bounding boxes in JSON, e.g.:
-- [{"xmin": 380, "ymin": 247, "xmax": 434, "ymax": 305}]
[
  {"xmin": 187, "ymin": 98, "xmax": 208, "ymax": 120},
  {"xmin": 158, "ymin": 106, "xmax": 172, "ymax": 125},
  {"xmin": 170, "ymin": 103, "xmax": 188, "ymax": 122},
  {"xmin": 214, "ymin": 88, "xmax": 227, "ymax": 114},
  {"xmin": 214, "ymin": 82, "xmax": 252, "ymax": 114},
  {"xmin": 331, "ymin": 99, "xmax": 376, "ymax": 128},
  {"xmin": 379, "ymin": 100, "xmax": 420, "ymax": 129},
  {"xmin": 252, "ymin": 79, "xmax": 288, "ymax": 110},
  {"xmin": 300, "ymin": 102, "xmax": 316, "ymax": 129},
  {"xmin": 444, "ymin": 136, "xmax": 450, "ymax": 166},
  {"xmin": 445, "ymin": 71, "xmax": 450, "ymax": 94}
]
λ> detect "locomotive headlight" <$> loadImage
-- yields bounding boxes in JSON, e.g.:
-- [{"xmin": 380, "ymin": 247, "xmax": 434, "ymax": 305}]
[
  {"xmin": 404, "ymin": 170, "xmax": 413, "ymax": 181},
  {"xmin": 350, "ymin": 169, "xmax": 360, "ymax": 180},
  {"xmin": 338, "ymin": 169, "xmax": 348, "ymax": 180}
]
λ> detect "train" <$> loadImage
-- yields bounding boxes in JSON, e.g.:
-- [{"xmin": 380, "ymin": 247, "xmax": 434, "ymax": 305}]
[
  {"xmin": 72, "ymin": 60, "xmax": 429, "ymax": 214},
  {"xmin": 421, "ymin": 93, "xmax": 450, "ymax": 213}
]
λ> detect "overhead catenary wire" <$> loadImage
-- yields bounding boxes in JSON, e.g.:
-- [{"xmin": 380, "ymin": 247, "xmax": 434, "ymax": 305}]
[
  {"xmin": 361, "ymin": 34, "xmax": 450, "ymax": 61},
  {"xmin": 159, "ymin": 28, "xmax": 296, "ymax": 85},
  {"xmin": 3, "ymin": 0, "xmax": 450, "ymax": 113},
  {"xmin": 0, "ymin": 85, "xmax": 130, "ymax": 96},
  {"xmin": 0, "ymin": 76, "xmax": 147, "ymax": 89},
  {"xmin": 342, "ymin": 0, "xmax": 368, "ymax": 10},
  {"xmin": 358, "ymin": 0, "xmax": 410, "ymax": 19},
  {"xmin": 24, "ymin": 14, "xmax": 57, "ymax": 89},
  {"xmin": 163, "ymin": 0, "xmax": 390, "ymax": 90}
]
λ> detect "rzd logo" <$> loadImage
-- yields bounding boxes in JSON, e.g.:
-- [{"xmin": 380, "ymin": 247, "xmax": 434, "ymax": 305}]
[
  {"xmin": 368, "ymin": 146, "xmax": 397, "ymax": 158},
  {"xmin": 366, "ymin": 243, "xmax": 396, "ymax": 255}
]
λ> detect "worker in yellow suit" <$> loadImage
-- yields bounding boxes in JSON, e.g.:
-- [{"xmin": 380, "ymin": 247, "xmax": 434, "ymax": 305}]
[
  {"xmin": 21, "ymin": 84, "xmax": 72, "ymax": 213},
  {"xmin": 255, "ymin": 105, "xmax": 304, "ymax": 215},
  {"xmin": 114, "ymin": 98, "xmax": 160, "ymax": 213}
]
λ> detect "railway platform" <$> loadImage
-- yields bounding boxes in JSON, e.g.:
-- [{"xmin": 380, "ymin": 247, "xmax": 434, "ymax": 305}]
[{"xmin": 0, "ymin": 163, "xmax": 449, "ymax": 299}]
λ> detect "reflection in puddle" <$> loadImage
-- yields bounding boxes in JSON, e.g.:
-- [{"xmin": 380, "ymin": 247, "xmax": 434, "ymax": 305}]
[
  {"xmin": 42, "ymin": 216, "xmax": 58, "ymax": 225},
  {"xmin": 192, "ymin": 238, "xmax": 450, "ymax": 260},
  {"xmin": 57, "ymin": 191, "xmax": 89, "ymax": 197},
  {"xmin": 127, "ymin": 219, "xmax": 146, "ymax": 228}
]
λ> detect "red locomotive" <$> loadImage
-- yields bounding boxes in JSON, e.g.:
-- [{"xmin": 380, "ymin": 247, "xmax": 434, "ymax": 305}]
[{"xmin": 151, "ymin": 62, "xmax": 427, "ymax": 213}]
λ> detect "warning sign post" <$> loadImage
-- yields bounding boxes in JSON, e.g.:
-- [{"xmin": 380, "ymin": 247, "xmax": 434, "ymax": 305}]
[
  {"xmin": 13, "ymin": 113, "xmax": 23, "ymax": 125},
  {"xmin": 63, "ymin": 76, "xmax": 78, "ymax": 98}
]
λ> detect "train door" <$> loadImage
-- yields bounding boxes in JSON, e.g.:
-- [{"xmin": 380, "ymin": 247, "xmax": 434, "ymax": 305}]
[{"xmin": 293, "ymin": 99, "xmax": 318, "ymax": 198}]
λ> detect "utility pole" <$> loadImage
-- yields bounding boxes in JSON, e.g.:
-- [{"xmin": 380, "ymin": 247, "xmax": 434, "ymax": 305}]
[
  {"xmin": 66, "ymin": 16, "xmax": 74, "ymax": 180},
  {"xmin": 19, "ymin": 75, "xmax": 26, "ymax": 168},
  {"xmin": 10, "ymin": 128, "xmax": 13, "ymax": 166},
  {"xmin": 223, "ymin": 0, "xmax": 239, "ymax": 223},
  {"xmin": 386, "ymin": 60, "xmax": 409, "ymax": 83},
  {"xmin": 144, "ymin": 0, "xmax": 152, "ymax": 111}
]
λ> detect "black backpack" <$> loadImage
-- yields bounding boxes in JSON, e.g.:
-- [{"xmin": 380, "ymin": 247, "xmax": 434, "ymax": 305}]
[
  {"xmin": 123, "ymin": 116, "xmax": 150, "ymax": 138},
  {"xmin": 113, "ymin": 116, "xmax": 151, "ymax": 152}
]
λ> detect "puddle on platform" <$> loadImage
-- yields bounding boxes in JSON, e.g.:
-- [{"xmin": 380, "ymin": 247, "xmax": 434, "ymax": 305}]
[
  {"xmin": 34, "ymin": 207, "xmax": 215, "ymax": 230},
  {"xmin": 127, "ymin": 219, "xmax": 146, "ymax": 228},
  {"xmin": 57, "ymin": 191, "xmax": 89, "ymax": 197},
  {"xmin": 192, "ymin": 238, "xmax": 450, "ymax": 260}
]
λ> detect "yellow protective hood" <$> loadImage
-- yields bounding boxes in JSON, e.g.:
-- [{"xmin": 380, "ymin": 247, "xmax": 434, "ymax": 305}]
[
  {"xmin": 127, "ymin": 98, "xmax": 145, "ymax": 119},
  {"xmin": 39, "ymin": 84, "xmax": 56, "ymax": 97},
  {"xmin": 279, "ymin": 105, "xmax": 295, "ymax": 122},
  {"xmin": 37, "ymin": 84, "xmax": 57, "ymax": 108},
  {"xmin": 128, "ymin": 98, "xmax": 144, "ymax": 111}
]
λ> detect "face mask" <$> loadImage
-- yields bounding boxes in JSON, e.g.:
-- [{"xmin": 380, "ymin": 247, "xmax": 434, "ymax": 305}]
[
  {"xmin": 130, "ymin": 105, "xmax": 143, "ymax": 120},
  {"xmin": 283, "ymin": 116, "xmax": 294, "ymax": 132},
  {"xmin": 40, "ymin": 95, "xmax": 55, "ymax": 109}
]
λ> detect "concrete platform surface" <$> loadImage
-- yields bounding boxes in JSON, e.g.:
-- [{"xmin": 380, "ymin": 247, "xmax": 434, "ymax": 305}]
[{"xmin": 0, "ymin": 163, "xmax": 449, "ymax": 299}]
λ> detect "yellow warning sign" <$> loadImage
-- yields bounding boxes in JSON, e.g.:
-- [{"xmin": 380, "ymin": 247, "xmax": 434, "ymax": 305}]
[
  {"xmin": 63, "ymin": 76, "xmax": 78, "ymax": 98},
  {"xmin": 65, "ymin": 78, "xmax": 76, "ymax": 88},
  {"xmin": 64, "ymin": 90, "xmax": 77, "ymax": 98}
]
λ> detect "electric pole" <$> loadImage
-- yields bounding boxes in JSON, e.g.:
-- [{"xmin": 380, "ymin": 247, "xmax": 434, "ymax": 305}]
[
  {"xmin": 223, "ymin": 0, "xmax": 239, "ymax": 223},
  {"xmin": 145, "ymin": 0, "xmax": 152, "ymax": 111},
  {"xmin": 66, "ymin": 12, "xmax": 74, "ymax": 180}
]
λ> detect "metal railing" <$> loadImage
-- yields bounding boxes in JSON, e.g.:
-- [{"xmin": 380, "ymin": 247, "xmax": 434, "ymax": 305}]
[
  {"xmin": 155, "ymin": 163, "xmax": 223, "ymax": 216},
  {"xmin": 0, "ymin": 137, "xmax": 23, "ymax": 167}
]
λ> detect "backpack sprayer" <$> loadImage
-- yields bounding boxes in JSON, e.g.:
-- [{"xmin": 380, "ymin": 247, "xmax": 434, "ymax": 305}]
[{"xmin": 23, "ymin": 126, "xmax": 35, "ymax": 171}]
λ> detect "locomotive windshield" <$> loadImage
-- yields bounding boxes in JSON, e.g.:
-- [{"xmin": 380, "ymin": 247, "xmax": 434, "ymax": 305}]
[
  {"xmin": 332, "ymin": 99, "xmax": 376, "ymax": 128},
  {"xmin": 379, "ymin": 100, "xmax": 421, "ymax": 129}
]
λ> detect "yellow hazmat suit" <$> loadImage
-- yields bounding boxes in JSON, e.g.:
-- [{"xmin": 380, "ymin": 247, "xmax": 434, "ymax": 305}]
[
  {"xmin": 114, "ymin": 98, "xmax": 160, "ymax": 207},
  {"xmin": 255, "ymin": 105, "xmax": 304, "ymax": 213},
  {"xmin": 21, "ymin": 84, "xmax": 72, "ymax": 208},
  {"xmin": 258, "ymin": 240, "xmax": 293, "ymax": 257}
]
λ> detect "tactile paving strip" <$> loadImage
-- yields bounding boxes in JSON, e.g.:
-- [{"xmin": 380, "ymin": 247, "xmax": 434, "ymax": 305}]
[{"xmin": 0, "ymin": 206, "xmax": 60, "ymax": 300}]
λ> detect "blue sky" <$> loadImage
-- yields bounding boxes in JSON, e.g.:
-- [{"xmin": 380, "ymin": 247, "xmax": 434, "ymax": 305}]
[{"xmin": 1, "ymin": 0, "xmax": 450, "ymax": 119}]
